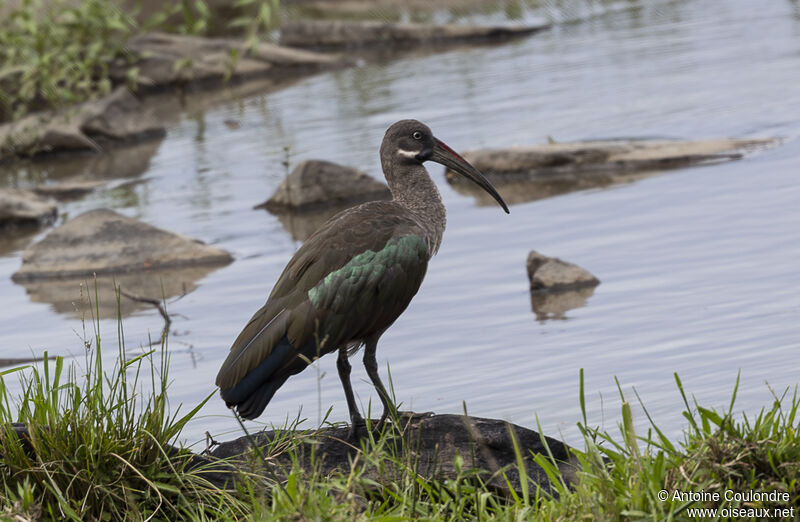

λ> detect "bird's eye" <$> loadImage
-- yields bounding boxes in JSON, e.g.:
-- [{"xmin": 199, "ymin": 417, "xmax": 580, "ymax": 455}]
[{"xmin": 412, "ymin": 131, "xmax": 423, "ymax": 140}]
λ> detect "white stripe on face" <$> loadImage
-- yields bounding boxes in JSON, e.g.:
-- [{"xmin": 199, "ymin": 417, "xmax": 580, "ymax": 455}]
[{"xmin": 397, "ymin": 148, "xmax": 419, "ymax": 159}]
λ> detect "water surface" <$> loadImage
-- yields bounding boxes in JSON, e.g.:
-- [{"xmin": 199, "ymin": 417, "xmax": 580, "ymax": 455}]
[{"xmin": 1, "ymin": 0, "xmax": 799, "ymax": 446}]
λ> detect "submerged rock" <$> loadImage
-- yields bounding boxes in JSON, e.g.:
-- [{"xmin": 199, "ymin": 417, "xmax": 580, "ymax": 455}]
[
  {"xmin": 12, "ymin": 209, "xmax": 232, "ymax": 281},
  {"xmin": 445, "ymin": 138, "xmax": 778, "ymax": 207},
  {"xmin": 206, "ymin": 412, "xmax": 578, "ymax": 496},
  {"xmin": 258, "ymin": 160, "xmax": 391, "ymax": 212},
  {"xmin": 0, "ymin": 188, "xmax": 57, "ymax": 230},
  {"xmin": 115, "ymin": 32, "xmax": 350, "ymax": 91},
  {"xmin": 527, "ymin": 250, "xmax": 600, "ymax": 293},
  {"xmin": 0, "ymin": 87, "xmax": 165, "ymax": 159},
  {"xmin": 280, "ymin": 19, "xmax": 549, "ymax": 49}
]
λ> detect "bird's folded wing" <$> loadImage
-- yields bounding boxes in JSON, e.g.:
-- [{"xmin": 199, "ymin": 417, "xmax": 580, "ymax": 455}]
[{"xmin": 216, "ymin": 202, "xmax": 428, "ymax": 389}]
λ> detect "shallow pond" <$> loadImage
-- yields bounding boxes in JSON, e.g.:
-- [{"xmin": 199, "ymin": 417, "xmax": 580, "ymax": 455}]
[{"xmin": 1, "ymin": 0, "xmax": 799, "ymax": 447}]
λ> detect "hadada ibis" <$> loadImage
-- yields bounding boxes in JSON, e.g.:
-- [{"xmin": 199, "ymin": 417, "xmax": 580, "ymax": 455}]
[{"xmin": 216, "ymin": 120, "xmax": 509, "ymax": 434}]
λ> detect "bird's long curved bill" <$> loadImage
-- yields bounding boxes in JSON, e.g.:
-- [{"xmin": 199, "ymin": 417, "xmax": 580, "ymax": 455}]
[{"xmin": 431, "ymin": 138, "xmax": 510, "ymax": 213}]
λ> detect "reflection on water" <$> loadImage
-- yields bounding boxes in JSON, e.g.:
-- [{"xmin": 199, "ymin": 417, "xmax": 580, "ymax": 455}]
[
  {"xmin": 530, "ymin": 287, "xmax": 596, "ymax": 321},
  {"xmin": 0, "ymin": 229, "xmax": 38, "ymax": 258},
  {"xmin": 0, "ymin": 0, "xmax": 799, "ymax": 447},
  {"xmin": 0, "ymin": 140, "xmax": 163, "ymax": 187},
  {"xmin": 269, "ymin": 205, "xmax": 344, "ymax": 242},
  {"xmin": 0, "ymin": 356, "xmax": 44, "ymax": 369},
  {"xmin": 15, "ymin": 265, "xmax": 227, "ymax": 320},
  {"xmin": 449, "ymin": 169, "xmax": 658, "ymax": 206}
]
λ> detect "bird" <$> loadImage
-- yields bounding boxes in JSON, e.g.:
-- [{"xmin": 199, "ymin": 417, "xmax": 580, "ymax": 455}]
[{"xmin": 216, "ymin": 119, "xmax": 509, "ymax": 436}]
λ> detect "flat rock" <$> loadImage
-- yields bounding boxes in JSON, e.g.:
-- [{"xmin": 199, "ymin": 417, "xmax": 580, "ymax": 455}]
[
  {"xmin": 527, "ymin": 250, "xmax": 599, "ymax": 293},
  {"xmin": 12, "ymin": 208, "xmax": 233, "ymax": 281},
  {"xmin": 0, "ymin": 87, "xmax": 165, "ymax": 158},
  {"xmin": 207, "ymin": 412, "xmax": 578, "ymax": 496},
  {"xmin": 447, "ymin": 138, "xmax": 777, "ymax": 184},
  {"xmin": 280, "ymin": 19, "xmax": 549, "ymax": 49},
  {"xmin": 288, "ymin": 0, "xmax": 501, "ymax": 15},
  {"xmin": 259, "ymin": 159, "xmax": 391, "ymax": 212},
  {"xmin": 445, "ymin": 137, "xmax": 778, "ymax": 207},
  {"xmin": 115, "ymin": 32, "xmax": 350, "ymax": 91},
  {"xmin": 0, "ymin": 188, "xmax": 57, "ymax": 230}
]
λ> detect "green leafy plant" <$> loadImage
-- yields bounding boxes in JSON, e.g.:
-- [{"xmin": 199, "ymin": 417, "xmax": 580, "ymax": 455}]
[
  {"xmin": 0, "ymin": 0, "xmax": 281, "ymax": 123},
  {"xmin": 0, "ymin": 0, "xmax": 138, "ymax": 122}
]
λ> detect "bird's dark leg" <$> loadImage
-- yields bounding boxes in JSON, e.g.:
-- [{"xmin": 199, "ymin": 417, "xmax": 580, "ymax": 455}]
[
  {"xmin": 337, "ymin": 346, "xmax": 364, "ymax": 438},
  {"xmin": 363, "ymin": 338, "xmax": 396, "ymax": 431}
]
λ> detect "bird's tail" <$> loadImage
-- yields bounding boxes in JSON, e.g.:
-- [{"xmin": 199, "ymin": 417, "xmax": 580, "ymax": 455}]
[
  {"xmin": 233, "ymin": 373, "xmax": 291, "ymax": 420},
  {"xmin": 219, "ymin": 335, "xmax": 297, "ymax": 419}
]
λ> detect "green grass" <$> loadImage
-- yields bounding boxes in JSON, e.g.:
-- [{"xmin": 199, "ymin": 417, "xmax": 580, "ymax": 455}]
[
  {"xmin": 1, "ymin": 294, "xmax": 798, "ymax": 520},
  {"xmin": 0, "ymin": 0, "xmax": 279, "ymax": 123}
]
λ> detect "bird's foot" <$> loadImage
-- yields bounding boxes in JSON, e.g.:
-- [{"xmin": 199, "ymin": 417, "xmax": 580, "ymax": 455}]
[{"xmin": 346, "ymin": 415, "xmax": 367, "ymax": 440}]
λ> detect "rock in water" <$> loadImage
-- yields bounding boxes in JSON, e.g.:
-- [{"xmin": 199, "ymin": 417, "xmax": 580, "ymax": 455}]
[
  {"xmin": 527, "ymin": 251, "xmax": 600, "ymax": 292},
  {"xmin": 258, "ymin": 160, "xmax": 391, "ymax": 212},
  {"xmin": 448, "ymin": 139, "xmax": 777, "ymax": 181},
  {"xmin": 280, "ymin": 20, "xmax": 549, "ymax": 49},
  {"xmin": 0, "ymin": 188, "xmax": 57, "ymax": 230},
  {"xmin": 445, "ymin": 138, "xmax": 779, "ymax": 207},
  {"xmin": 114, "ymin": 32, "xmax": 350, "ymax": 91},
  {"xmin": 12, "ymin": 209, "xmax": 232, "ymax": 281},
  {"xmin": 527, "ymin": 251, "xmax": 600, "ymax": 320},
  {"xmin": 0, "ymin": 87, "xmax": 165, "ymax": 159}
]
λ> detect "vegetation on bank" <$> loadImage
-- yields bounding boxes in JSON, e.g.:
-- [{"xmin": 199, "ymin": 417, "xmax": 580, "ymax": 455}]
[
  {"xmin": 0, "ymin": 0, "xmax": 278, "ymax": 122},
  {"xmin": 0, "ymin": 296, "xmax": 797, "ymax": 521}
]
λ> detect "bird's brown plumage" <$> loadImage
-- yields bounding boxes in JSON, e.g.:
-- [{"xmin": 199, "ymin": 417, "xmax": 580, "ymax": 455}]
[
  {"xmin": 216, "ymin": 201, "xmax": 429, "ymax": 416},
  {"xmin": 216, "ymin": 119, "xmax": 508, "ymax": 426}
]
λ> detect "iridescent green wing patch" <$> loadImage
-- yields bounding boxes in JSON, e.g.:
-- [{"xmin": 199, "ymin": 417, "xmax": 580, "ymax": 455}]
[{"xmin": 308, "ymin": 235, "xmax": 427, "ymax": 313}]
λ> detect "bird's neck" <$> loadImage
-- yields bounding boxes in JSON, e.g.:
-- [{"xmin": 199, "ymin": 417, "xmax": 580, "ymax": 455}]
[{"xmin": 385, "ymin": 160, "xmax": 447, "ymax": 255}]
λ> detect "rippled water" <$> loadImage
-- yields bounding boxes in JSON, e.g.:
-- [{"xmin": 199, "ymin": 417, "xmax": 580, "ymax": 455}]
[{"xmin": 1, "ymin": 0, "xmax": 799, "ymax": 446}]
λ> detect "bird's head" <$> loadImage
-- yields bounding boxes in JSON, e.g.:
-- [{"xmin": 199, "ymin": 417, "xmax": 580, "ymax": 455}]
[{"xmin": 381, "ymin": 119, "xmax": 509, "ymax": 213}]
